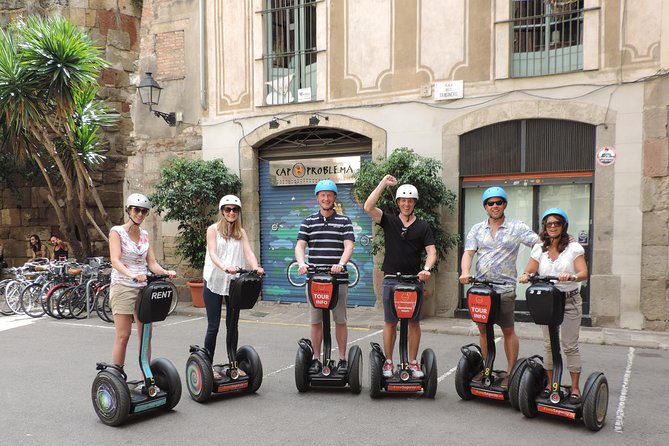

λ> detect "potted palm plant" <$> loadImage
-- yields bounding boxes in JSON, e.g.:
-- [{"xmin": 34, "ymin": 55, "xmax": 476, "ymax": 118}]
[{"xmin": 150, "ymin": 157, "xmax": 241, "ymax": 307}]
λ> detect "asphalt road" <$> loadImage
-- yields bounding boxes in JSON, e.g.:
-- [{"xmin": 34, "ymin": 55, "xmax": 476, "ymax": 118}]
[{"xmin": 1, "ymin": 312, "xmax": 667, "ymax": 446}]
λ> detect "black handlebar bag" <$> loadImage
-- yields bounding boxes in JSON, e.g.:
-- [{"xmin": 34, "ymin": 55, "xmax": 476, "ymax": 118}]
[
  {"xmin": 228, "ymin": 272, "xmax": 263, "ymax": 310},
  {"xmin": 525, "ymin": 282, "xmax": 566, "ymax": 326},
  {"xmin": 136, "ymin": 280, "xmax": 175, "ymax": 324}
]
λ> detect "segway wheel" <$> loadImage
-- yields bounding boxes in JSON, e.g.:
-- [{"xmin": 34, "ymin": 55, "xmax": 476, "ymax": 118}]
[
  {"xmin": 237, "ymin": 345, "xmax": 263, "ymax": 393},
  {"xmin": 151, "ymin": 357, "xmax": 182, "ymax": 410},
  {"xmin": 518, "ymin": 367, "xmax": 541, "ymax": 418},
  {"xmin": 294, "ymin": 346, "xmax": 311, "ymax": 393},
  {"xmin": 583, "ymin": 374, "xmax": 609, "ymax": 431},
  {"xmin": 369, "ymin": 350, "xmax": 383, "ymax": 399},
  {"xmin": 421, "ymin": 349, "xmax": 438, "ymax": 398},
  {"xmin": 91, "ymin": 370, "xmax": 130, "ymax": 426},
  {"xmin": 347, "ymin": 345, "xmax": 363, "ymax": 394},
  {"xmin": 186, "ymin": 353, "xmax": 213, "ymax": 402},
  {"xmin": 454, "ymin": 355, "xmax": 478, "ymax": 401},
  {"xmin": 508, "ymin": 358, "xmax": 529, "ymax": 411}
]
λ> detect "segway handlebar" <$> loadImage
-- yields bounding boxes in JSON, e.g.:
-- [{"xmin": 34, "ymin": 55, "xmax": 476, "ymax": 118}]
[
  {"xmin": 383, "ymin": 272, "xmax": 420, "ymax": 282},
  {"xmin": 306, "ymin": 264, "xmax": 348, "ymax": 275},
  {"xmin": 468, "ymin": 276, "xmax": 509, "ymax": 287},
  {"xmin": 132, "ymin": 274, "xmax": 171, "ymax": 283},
  {"xmin": 233, "ymin": 267, "xmax": 262, "ymax": 275},
  {"xmin": 527, "ymin": 274, "xmax": 575, "ymax": 283}
]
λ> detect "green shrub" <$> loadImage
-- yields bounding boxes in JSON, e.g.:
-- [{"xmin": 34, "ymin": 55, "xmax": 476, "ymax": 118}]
[{"xmin": 149, "ymin": 158, "xmax": 241, "ymax": 271}]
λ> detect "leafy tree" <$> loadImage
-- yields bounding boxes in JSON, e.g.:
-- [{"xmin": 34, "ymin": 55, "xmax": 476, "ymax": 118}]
[
  {"xmin": 353, "ymin": 148, "xmax": 459, "ymax": 267},
  {"xmin": 149, "ymin": 158, "xmax": 242, "ymax": 272},
  {"xmin": 0, "ymin": 16, "xmax": 118, "ymax": 258}
]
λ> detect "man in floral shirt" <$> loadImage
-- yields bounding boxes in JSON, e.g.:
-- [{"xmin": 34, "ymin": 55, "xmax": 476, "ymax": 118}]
[{"xmin": 459, "ymin": 186, "xmax": 538, "ymax": 387}]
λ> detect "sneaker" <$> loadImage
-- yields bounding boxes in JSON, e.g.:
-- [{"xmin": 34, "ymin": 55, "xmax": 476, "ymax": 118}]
[
  {"xmin": 212, "ymin": 367, "xmax": 223, "ymax": 381},
  {"xmin": 382, "ymin": 359, "xmax": 394, "ymax": 378},
  {"xmin": 336, "ymin": 359, "xmax": 348, "ymax": 375},
  {"xmin": 472, "ymin": 370, "xmax": 485, "ymax": 382},
  {"xmin": 409, "ymin": 360, "xmax": 424, "ymax": 378},
  {"xmin": 308, "ymin": 359, "xmax": 322, "ymax": 374}
]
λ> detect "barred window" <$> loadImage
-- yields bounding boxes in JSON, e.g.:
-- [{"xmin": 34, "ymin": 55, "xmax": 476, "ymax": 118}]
[
  {"xmin": 262, "ymin": 0, "xmax": 317, "ymax": 105},
  {"xmin": 511, "ymin": 0, "xmax": 584, "ymax": 77}
]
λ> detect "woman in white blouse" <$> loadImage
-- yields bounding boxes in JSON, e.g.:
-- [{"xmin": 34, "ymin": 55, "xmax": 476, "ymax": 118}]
[
  {"xmin": 519, "ymin": 208, "xmax": 588, "ymax": 404},
  {"xmin": 202, "ymin": 195, "xmax": 264, "ymax": 379}
]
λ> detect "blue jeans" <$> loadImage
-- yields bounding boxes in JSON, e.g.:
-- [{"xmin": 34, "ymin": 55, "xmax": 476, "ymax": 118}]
[{"xmin": 203, "ymin": 281, "xmax": 239, "ymax": 363}]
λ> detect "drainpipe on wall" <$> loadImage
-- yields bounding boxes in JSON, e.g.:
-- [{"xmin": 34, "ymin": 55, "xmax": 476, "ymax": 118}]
[{"xmin": 199, "ymin": 0, "xmax": 207, "ymax": 110}]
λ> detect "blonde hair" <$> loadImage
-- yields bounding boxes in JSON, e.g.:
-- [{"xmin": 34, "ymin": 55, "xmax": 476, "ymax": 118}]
[{"xmin": 216, "ymin": 210, "xmax": 243, "ymax": 240}]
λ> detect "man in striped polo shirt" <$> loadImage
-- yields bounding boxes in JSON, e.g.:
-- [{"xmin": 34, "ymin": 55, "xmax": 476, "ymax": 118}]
[{"xmin": 295, "ymin": 179, "xmax": 355, "ymax": 375}]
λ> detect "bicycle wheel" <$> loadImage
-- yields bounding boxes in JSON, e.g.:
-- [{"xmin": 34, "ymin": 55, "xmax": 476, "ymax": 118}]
[
  {"xmin": 168, "ymin": 285, "xmax": 178, "ymax": 316},
  {"xmin": 68, "ymin": 285, "xmax": 88, "ymax": 319},
  {"xmin": 95, "ymin": 284, "xmax": 111, "ymax": 322},
  {"xmin": 4, "ymin": 280, "xmax": 25, "ymax": 314},
  {"xmin": 101, "ymin": 288, "xmax": 113, "ymax": 323},
  {"xmin": 45, "ymin": 284, "xmax": 70, "ymax": 319},
  {"xmin": 56, "ymin": 287, "xmax": 75, "ymax": 319},
  {"xmin": 0, "ymin": 279, "xmax": 14, "ymax": 315},
  {"xmin": 20, "ymin": 283, "xmax": 46, "ymax": 318}
]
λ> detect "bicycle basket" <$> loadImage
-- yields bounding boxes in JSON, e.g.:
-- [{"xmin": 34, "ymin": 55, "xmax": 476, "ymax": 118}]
[{"xmin": 228, "ymin": 272, "xmax": 262, "ymax": 310}]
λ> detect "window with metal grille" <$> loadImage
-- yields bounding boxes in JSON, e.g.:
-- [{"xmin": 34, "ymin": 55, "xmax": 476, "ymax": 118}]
[
  {"xmin": 460, "ymin": 119, "xmax": 595, "ymax": 176},
  {"xmin": 511, "ymin": 0, "xmax": 584, "ymax": 77},
  {"xmin": 262, "ymin": 0, "xmax": 317, "ymax": 105}
]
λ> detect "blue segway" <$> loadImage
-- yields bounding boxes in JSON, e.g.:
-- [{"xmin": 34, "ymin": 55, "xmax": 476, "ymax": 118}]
[
  {"xmin": 368, "ymin": 273, "xmax": 437, "ymax": 398},
  {"xmin": 92, "ymin": 275, "xmax": 181, "ymax": 426},
  {"xmin": 454, "ymin": 277, "xmax": 528, "ymax": 408},
  {"xmin": 186, "ymin": 269, "xmax": 263, "ymax": 402},
  {"xmin": 517, "ymin": 275, "xmax": 609, "ymax": 431},
  {"xmin": 294, "ymin": 265, "xmax": 363, "ymax": 393}
]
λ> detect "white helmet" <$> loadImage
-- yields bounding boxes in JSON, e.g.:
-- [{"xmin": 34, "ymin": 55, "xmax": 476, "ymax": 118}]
[
  {"xmin": 126, "ymin": 193, "xmax": 150, "ymax": 209},
  {"xmin": 395, "ymin": 184, "xmax": 419, "ymax": 201},
  {"xmin": 219, "ymin": 195, "xmax": 242, "ymax": 209}
]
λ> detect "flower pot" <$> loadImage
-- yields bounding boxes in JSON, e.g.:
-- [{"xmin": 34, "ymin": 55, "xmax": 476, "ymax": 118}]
[{"xmin": 187, "ymin": 281, "xmax": 205, "ymax": 308}]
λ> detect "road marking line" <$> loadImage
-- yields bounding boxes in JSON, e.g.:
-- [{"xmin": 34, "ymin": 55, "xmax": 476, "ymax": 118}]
[
  {"xmin": 265, "ymin": 329, "xmax": 382, "ymax": 378},
  {"xmin": 162, "ymin": 317, "xmax": 206, "ymax": 326},
  {"xmin": 615, "ymin": 346, "xmax": 635, "ymax": 433},
  {"xmin": 438, "ymin": 337, "xmax": 501, "ymax": 383}
]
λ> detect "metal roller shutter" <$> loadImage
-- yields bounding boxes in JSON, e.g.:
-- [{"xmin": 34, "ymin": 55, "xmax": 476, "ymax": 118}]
[{"xmin": 259, "ymin": 158, "xmax": 375, "ymax": 306}]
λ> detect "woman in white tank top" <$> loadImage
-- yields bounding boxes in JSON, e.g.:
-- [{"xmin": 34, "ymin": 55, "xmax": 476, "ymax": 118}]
[
  {"xmin": 202, "ymin": 195, "xmax": 264, "ymax": 379},
  {"xmin": 109, "ymin": 193, "xmax": 176, "ymax": 372}
]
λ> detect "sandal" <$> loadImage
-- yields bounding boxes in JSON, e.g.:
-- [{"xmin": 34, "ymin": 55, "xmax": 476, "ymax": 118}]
[
  {"xmin": 569, "ymin": 393, "xmax": 582, "ymax": 404},
  {"xmin": 212, "ymin": 367, "xmax": 223, "ymax": 381},
  {"xmin": 540, "ymin": 388, "xmax": 551, "ymax": 398}
]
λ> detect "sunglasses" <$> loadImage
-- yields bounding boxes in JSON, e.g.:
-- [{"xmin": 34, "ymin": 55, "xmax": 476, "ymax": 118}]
[
  {"xmin": 400, "ymin": 226, "xmax": 408, "ymax": 239},
  {"xmin": 485, "ymin": 199, "xmax": 505, "ymax": 207},
  {"xmin": 223, "ymin": 207, "xmax": 240, "ymax": 214},
  {"xmin": 130, "ymin": 206, "xmax": 149, "ymax": 215},
  {"xmin": 545, "ymin": 220, "xmax": 563, "ymax": 228}
]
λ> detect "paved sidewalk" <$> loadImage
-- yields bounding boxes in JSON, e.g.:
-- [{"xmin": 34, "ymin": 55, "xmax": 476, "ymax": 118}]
[{"xmin": 173, "ymin": 300, "xmax": 669, "ymax": 350}]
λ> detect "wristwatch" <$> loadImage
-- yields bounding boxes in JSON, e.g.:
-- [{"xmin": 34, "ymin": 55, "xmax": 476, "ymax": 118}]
[{"xmin": 423, "ymin": 267, "xmax": 432, "ymax": 272}]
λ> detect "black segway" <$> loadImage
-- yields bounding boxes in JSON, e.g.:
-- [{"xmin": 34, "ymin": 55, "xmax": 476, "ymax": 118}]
[
  {"xmin": 369, "ymin": 273, "xmax": 437, "ymax": 398},
  {"xmin": 186, "ymin": 268, "xmax": 263, "ymax": 402},
  {"xmin": 295, "ymin": 265, "xmax": 363, "ymax": 393},
  {"xmin": 518, "ymin": 275, "xmax": 609, "ymax": 431},
  {"xmin": 92, "ymin": 275, "xmax": 182, "ymax": 426},
  {"xmin": 455, "ymin": 277, "xmax": 528, "ymax": 407}
]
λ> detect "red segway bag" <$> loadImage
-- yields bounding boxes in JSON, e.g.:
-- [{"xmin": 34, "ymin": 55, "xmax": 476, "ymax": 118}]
[
  {"xmin": 467, "ymin": 285, "xmax": 500, "ymax": 324},
  {"xmin": 228, "ymin": 272, "xmax": 262, "ymax": 310},
  {"xmin": 308, "ymin": 273, "xmax": 339, "ymax": 310},
  {"xmin": 526, "ymin": 282, "xmax": 565, "ymax": 326},
  {"xmin": 136, "ymin": 280, "xmax": 176, "ymax": 324},
  {"xmin": 391, "ymin": 284, "xmax": 423, "ymax": 320}
]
